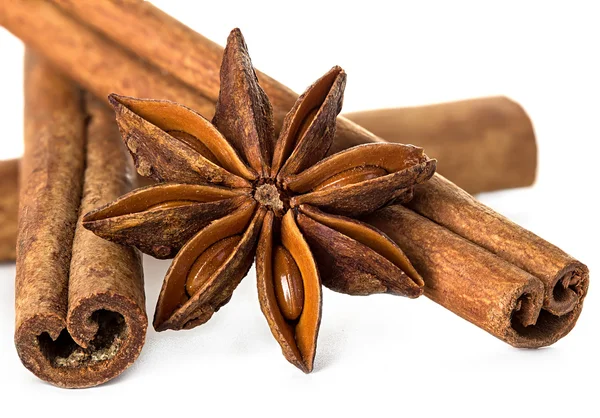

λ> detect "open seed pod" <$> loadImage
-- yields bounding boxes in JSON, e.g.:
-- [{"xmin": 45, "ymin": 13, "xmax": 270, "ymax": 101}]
[
  {"xmin": 109, "ymin": 94, "xmax": 256, "ymax": 186},
  {"xmin": 83, "ymin": 184, "xmax": 251, "ymax": 258},
  {"xmin": 271, "ymin": 66, "xmax": 346, "ymax": 178},
  {"xmin": 297, "ymin": 205, "xmax": 424, "ymax": 297},
  {"xmin": 154, "ymin": 202, "xmax": 264, "ymax": 330},
  {"xmin": 256, "ymin": 211, "xmax": 322, "ymax": 372},
  {"xmin": 287, "ymin": 143, "xmax": 436, "ymax": 217}
]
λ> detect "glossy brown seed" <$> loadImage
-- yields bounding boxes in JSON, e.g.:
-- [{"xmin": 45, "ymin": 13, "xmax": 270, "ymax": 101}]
[
  {"xmin": 313, "ymin": 166, "xmax": 387, "ymax": 192},
  {"xmin": 273, "ymin": 245, "xmax": 304, "ymax": 321},
  {"xmin": 185, "ymin": 235, "xmax": 242, "ymax": 296}
]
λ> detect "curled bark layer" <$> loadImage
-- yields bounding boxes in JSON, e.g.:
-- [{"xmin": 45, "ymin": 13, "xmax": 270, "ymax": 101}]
[
  {"xmin": 405, "ymin": 175, "xmax": 589, "ymax": 320},
  {"xmin": 15, "ymin": 52, "xmax": 146, "ymax": 388},
  {"xmin": 367, "ymin": 206, "xmax": 587, "ymax": 347}
]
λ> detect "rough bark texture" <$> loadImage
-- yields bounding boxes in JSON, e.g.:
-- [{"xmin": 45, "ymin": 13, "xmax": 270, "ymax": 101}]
[
  {"xmin": 15, "ymin": 52, "xmax": 146, "ymax": 388},
  {"xmin": 49, "ymin": 0, "xmax": 298, "ymax": 112},
  {"xmin": 0, "ymin": 159, "xmax": 18, "ymax": 262},
  {"xmin": 1, "ymin": 0, "xmax": 534, "ymax": 193},
  {"xmin": 405, "ymin": 175, "xmax": 589, "ymax": 318},
  {"xmin": 366, "ymin": 206, "xmax": 587, "ymax": 348},
  {"xmin": 344, "ymin": 97, "xmax": 537, "ymax": 194},
  {"xmin": 0, "ymin": 0, "xmax": 215, "ymax": 117}
]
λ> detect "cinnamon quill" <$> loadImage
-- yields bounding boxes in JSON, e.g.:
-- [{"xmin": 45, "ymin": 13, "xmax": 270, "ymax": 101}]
[
  {"xmin": 344, "ymin": 98, "xmax": 537, "ymax": 194},
  {"xmin": 0, "ymin": 94, "xmax": 538, "ymax": 260},
  {"xmin": 15, "ymin": 52, "xmax": 146, "ymax": 388},
  {"xmin": 366, "ymin": 205, "xmax": 587, "ymax": 347},
  {"xmin": 406, "ymin": 175, "xmax": 589, "ymax": 320},
  {"xmin": 48, "ymin": 0, "xmax": 538, "ymax": 193}
]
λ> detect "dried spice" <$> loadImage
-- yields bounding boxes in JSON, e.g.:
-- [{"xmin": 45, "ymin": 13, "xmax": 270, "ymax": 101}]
[
  {"xmin": 393, "ymin": 175, "xmax": 590, "ymax": 345},
  {"xmin": 15, "ymin": 52, "xmax": 146, "ymax": 388},
  {"xmin": 83, "ymin": 29, "xmax": 435, "ymax": 372},
  {"xmin": 367, "ymin": 204, "xmax": 589, "ymax": 347},
  {"xmin": 2, "ymin": 0, "xmax": 584, "ymax": 355},
  {"xmin": 0, "ymin": 0, "xmax": 214, "ymax": 118},
  {"xmin": 343, "ymin": 97, "xmax": 537, "ymax": 194}
]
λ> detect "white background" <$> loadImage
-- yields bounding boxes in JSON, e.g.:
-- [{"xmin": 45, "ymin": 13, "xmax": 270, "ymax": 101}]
[{"xmin": 0, "ymin": 1, "xmax": 598, "ymax": 417}]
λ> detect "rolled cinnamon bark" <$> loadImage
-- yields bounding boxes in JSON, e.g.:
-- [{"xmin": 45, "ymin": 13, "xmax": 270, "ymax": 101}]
[
  {"xmin": 366, "ymin": 206, "xmax": 584, "ymax": 347},
  {"xmin": 15, "ymin": 52, "xmax": 146, "ymax": 388},
  {"xmin": 48, "ymin": 0, "xmax": 298, "ymax": 112},
  {"xmin": 344, "ymin": 98, "xmax": 538, "ymax": 194},
  {"xmin": 1, "ymin": 0, "xmax": 536, "ymax": 193},
  {"xmin": 0, "ymin": 159, "xmax": 18, "ymax": 262},
  {"xmin": 0, "ymin": 0, "xmax": 215, "ymax": 117},
  {"xmin": 405, "ymin": 175, "xmax": 589, "ymax": 319},
  {"xmin": 0, "ymin": 96, "xmax": 537, "ymax": 260}
]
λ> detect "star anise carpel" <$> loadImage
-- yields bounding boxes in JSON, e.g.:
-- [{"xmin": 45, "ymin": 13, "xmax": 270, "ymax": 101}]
[{"xmin": 82, "ymin": 28, "xmax": 436, "ymax": 373}]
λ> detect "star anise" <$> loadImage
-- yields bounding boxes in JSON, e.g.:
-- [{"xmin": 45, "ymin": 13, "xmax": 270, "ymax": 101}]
[{"xmin": 83, "ymin": 29, "xmax": 436, "ymax": 372}]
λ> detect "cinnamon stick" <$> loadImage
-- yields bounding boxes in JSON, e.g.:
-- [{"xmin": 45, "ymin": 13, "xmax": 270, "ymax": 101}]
[
  {"xmin": 49, "ymin": 0, "xmax": 298, "ymax": 113},
  {"xmin": 0, "ymin": 0, "xmax": 215, "ymax": 117},
  {"xmin": 1, "ymin": 0, "xmax": 535, "ymax": 193},
  {"xmin": 15, "ymin": 52, "xmax": 146, "ymax": 388},
  {"xmin": 0, "ymin": 96, "xmax": 535, "ymax": 260},
  {"xmin": 46, "ymin": 0, "xmax": 538, "ymax": 193},
  {"xmin": 0, "ymin": 159, "xmax": 18, "ymax": 262},
  {"xmin": 366, "ymin": 205, "xmax": 585, "ymax": 347},
  {"xmin": 405, "ymin": 174, "xmax": 589, "ymax": 319},
  {"xmin": 344, "ymin": 98, "xmax": 537, "ymax": 194}
]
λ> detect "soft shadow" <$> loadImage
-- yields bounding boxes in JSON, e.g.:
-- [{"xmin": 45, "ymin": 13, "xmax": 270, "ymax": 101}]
[
  {"xmin": 141, "ymin": 255, "xmax": 171, "ymax": 316},
  {"xmin": 311, "ymin": 328, "xmax": 346, "ymax": 373}
]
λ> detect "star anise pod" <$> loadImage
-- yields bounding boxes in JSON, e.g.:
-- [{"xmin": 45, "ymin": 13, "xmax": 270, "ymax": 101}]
[{"xmin": 83, "ymin": 29, "xmax": 436, "ymax": 372}]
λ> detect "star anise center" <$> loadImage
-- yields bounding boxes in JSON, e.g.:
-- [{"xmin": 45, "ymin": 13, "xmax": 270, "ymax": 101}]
[{"xmin": 253, "ymin": 181, "xmax": 289, "ymax": 216}]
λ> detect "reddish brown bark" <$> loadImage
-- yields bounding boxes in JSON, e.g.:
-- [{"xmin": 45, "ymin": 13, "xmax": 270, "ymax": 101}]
[
  {"xmin": 15, "ymin": 52, "xmax": 146, "ymax": 388},
  {"xmin": 344, "ymin": 98, "xmax": 537, "ymax": 193},
  {"xmin": 0, "ymin": 159, "xmax": 18, "ymax": 262},
  {"xmin": 405, "ymin": 174, "xmax": 589, "ymax": 319},
  {"xmin": 367, "ymin": 205, "xmax": 587, "ymax": 347}
]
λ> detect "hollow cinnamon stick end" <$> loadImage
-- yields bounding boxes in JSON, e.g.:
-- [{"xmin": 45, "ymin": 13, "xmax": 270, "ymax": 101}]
[
  {"xmin": 368, "ymin": 205, "xmax": 589, "ymax": 350},
  {"xmin": 15, "ymin": 295, "xmax": 147, "ymax": 389},
  {"xmin": 506, "ymin": 263, "xmax": 589, "ymax": 349},
  {"xmin": 544, "ymin": 261, "xmax": 589, "ymax": 317}
]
